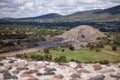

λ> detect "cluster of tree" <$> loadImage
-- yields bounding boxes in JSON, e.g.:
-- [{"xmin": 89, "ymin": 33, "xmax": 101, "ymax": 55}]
[
  {"xmin": 16, "ymin": 53, "xmax": 52, "ymax": 61},
  {"xmin": 0, "ymin": 24, "xmax": 65, "ymax": 40},
  {"xmin": 54, "ymin": 56, "xmax": 67, "ymax": 63},
  {"xmin": 99, "ymin": 60, "xmax": 109, "ymax": 64},
  {"xmin": 87, "ymin": 32, "xmax": 120, "ymax": 51},
  {"xmin": 0, "ymin": 41, "xmax": 15, "ymax": 49},
  {"xmin": 86, "ymin": 42, "xmax": 101, "ymax": 52},
  {"xmin": 0, "ymin": 20, "xmax": 120, "ymax": 32},
  {"xmin": 70, "ymin": 58, "xmax": 81, "ymax": 63}
]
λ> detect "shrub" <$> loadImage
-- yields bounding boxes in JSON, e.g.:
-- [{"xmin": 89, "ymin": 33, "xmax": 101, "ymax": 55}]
[
  {"xmin": 36, "ymin": 55, "xmax": 44, "ymax": 61},
  {"xmin": 87, "ymin": 43, "xmax": 95, "ymax": 51},
  {"xmin": 5, "ymin": 42, "xmax": 15, "ymax": 46},
  {"xmin": 54, "ymin": 57, "xmax": 61, "ymax": 63},
  {"xmin": 69, "ymin": 45, "xmax": 75, "ymax": 50},
  {"xmin": 75, "ymin": 60, "xmax": 81, "ymax": 63},
  {"xmin": 54, "ymin": 56, "xmax": 67, "ymax": 63},
  {"xmin": 43, "ymin": 48, "xmax": 50, "ymax": 54},
  {"xmin": 99, "ymin": 60, "xmax": 109, "ymax": 64},
  {"xmin": 70, "ymin": 58, "xmax": 75, "ymax": 62},
  {"xmin": 60, "ymin": 56, "xmax": 67, "ymax": 63},
  {"xmin": 97, "ymin": 42, "xmax": 105, "ymax": 48},
  {"xmin": 95, "ymin": 48, "xmax": 101, "ymax": 52},
  {"xmin": 61, "ymin": 49, "xmax": 64, "ymax": 52},
  {"xmin": 44, "ymin": 54, "xmax": 52, "ymax": 61},
  {"xmin": 111, "ymin": 45, "xmax": 117, "ymax": 51},
  {"xmin": 16, "ymin": 54, "xmax": 22, "ymax": 57}
]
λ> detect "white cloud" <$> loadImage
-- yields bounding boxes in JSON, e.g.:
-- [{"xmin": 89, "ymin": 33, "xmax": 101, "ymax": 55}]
[
  {"xmin": 14, "ymin": 0, "xmax": 24, "ymax": 4},
  {"xmin": 80, "ymin": 0, "xmax": 97, "ymax": 3},
  {"xmin": 19, "ymin": 2, "xmax": 34, "ymax": 10},
  {"xmin": 0, "ymin": 2, "xmax": 7, "ymax": 6},
  {"xmin": 0, "ymin": 0, "xmax": 120, "ymax": 18}
]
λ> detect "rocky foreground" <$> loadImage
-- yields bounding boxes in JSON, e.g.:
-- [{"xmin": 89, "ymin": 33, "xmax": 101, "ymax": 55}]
[{"xmin": 0, "ymin": 57, "xmax": 120, "ymax": 80}]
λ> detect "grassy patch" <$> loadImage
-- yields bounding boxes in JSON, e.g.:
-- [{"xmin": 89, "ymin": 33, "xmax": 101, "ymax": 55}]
[
  {"xmin": 23, "ymin": 48, "xmax": 120, "ymax": 63},
  {"xmin": 103, "ymin": 45, "xmax": 120, "ymax": 54}
]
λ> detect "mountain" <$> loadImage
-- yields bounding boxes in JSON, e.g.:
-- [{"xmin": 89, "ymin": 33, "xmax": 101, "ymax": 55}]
[
  {"xmin": 17, "ymin": 5, "xmax": 120, "ymax": 22},
  {"xmin": 96, "ymin": 5, "xmax": 120, "ymax": 15},
  {"xmin": 0, "ymin": 5, "xmax": 120, "ymax": 26},
  {"xmin": 19, "ymin": 13, "xmax": 63, "ymax": 20},
  {"xmin": 61, "ymin": 5, "xmax": 120, "ymax": 22}
]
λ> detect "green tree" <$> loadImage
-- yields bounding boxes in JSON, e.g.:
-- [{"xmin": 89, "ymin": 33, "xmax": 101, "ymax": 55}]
[
  {"xmin": 43, "ymin": 48, "xmax": 50, "ymax": 54},
  {"xmin": 69, "ymin": 45, "xmax": 75, "ymax": 50},
  {"xmin": 87, "ymin": 43, "xmax": 95, "ymax": 51}
]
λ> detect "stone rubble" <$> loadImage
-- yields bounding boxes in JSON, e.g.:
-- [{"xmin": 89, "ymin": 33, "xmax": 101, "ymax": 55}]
[{"xmin": 0, "ymin": 57, "xmax": 120, "ymax": 80}]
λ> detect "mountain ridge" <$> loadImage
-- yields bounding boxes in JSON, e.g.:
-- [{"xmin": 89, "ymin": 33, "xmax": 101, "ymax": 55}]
[{"xmin": 0, "ymin": 5, "xmax": 120, "ymax": 22}]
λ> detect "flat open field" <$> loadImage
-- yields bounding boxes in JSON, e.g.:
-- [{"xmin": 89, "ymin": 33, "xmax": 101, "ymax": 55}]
[{"xmin": 27, "ymin": 48, "xmax": 120, "ymax": 63}]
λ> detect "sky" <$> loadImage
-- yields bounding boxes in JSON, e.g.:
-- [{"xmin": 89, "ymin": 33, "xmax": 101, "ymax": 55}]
[{"xmin": 0, "ymin": 0, "xmax": 120, "ymax": 18}]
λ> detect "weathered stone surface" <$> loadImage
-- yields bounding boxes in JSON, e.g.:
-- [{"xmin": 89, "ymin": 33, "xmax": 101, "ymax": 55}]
[
  {"xmin": 0, "ymin": 63, "xmax": 4, "ymax": 66},
  {"xmin": 88, "ymin": 75, "xmax": 105, "ymax": 80},
  {"xmin": 78, "ymin": 69, "xmax": 90, "ymax": 73},
  {"xmin": 21, "ymin": 72, "xmax": 33, "ymax": 77},
  {"xmin": 10, "ymin": 63, "xmax": 18, "ymax": 67},
  {"xmin": 36, "ymin": 72, "xmax": 43, "ymax": 76},
  {"xmin": 28, "ymin": 77, "xmax": 39, "ymax": 80},
  {"xmin": 0, "ymin": 57, "xmax": 119, "ymax": 80},
  {"xmin": 44, "ymin": 67, "xmax": 56, "ymax": 72},
  {"xmin": 59, "ymin": 63, "xmax": 69, "ymax": 66},
  {"xmin": 75, "ymin": 64, "xmax": 82, "ymax": 69},
  {"xmin": 71, "ymin": 73, "xmax": 80, "ymax": 79},
  {"xmin": 100, "ymin": 69, "xmax": 115, "ymax": 73},
  {"xmin": 110, "ymin": 73, "xmax": 120, "ymax": 80},
  {"xmin": 12, "ymin": 70, "xmax": 19, "ymax": 74},
  {"xmin": 9, "ymin": 60, "xmax": 16, "ymax": 63},
  {"xmin": 3, "ymin": 71, "xmax": 18, "ymax": 79},
  {"xmin": 36, "ymin": 71, "xmax": 55, "ymax": 76},
  {"xmin": 0, "ymin": 57, "xmax": 6, "ymax": 61},
  {"xmin": 16, "ymin": 67, "xmax": 29, "ymax": 71},
  {"xmin": 93, "ymin": 63, "xmax": 102, "ymax": 70},
  {"xmin": 54, "ymin": 74, "xmax": 64, "ymax": 79},
  {"xmin": 34, "ymin": 64, "xmax": 41, "ymax": 70},
  {"xmin": 44, "ymin": 71, "xmax": 55, "ymax": 75},
  {"xmin": 24, "ymin": 70, "xmax": 38, "ymax": 74},
  {"xmin": 5, "ymin": 66, "xmax": 12, "ymax": 70},
  {"xmin": 0, "ymin": 69, "xmax": 7, "ymax": 73},
  {"xmin": 12, "ymin": 67, "xmax": 28, "ymax": 74},
  {"xmin": 45, "ymin": 77, "xmax": 59, "ymax": 80}
]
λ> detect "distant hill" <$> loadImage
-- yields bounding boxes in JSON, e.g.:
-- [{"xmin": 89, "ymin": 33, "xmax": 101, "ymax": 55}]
[
  {"xmin": 0, "ymin": 5, "xmax": 120, "ymax": 28},
  {"xmin": 18, "ymin": 13, "xmax": 63, "ymax": 20},
  {"xmin": 1, "ymin": 5, "xmax": 120, "ymax": 22},
  {"xmin": 96, "ymin": 5, "xmax": 120, "ymax": 15},
  {"xmin": 61, "ymin": 5, "xmax": 120, "ymax": 22}
]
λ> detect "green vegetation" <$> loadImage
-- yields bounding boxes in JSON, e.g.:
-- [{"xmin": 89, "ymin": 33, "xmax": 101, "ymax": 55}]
[
  {"xmin": 0, "ymin": 24, "xmax": 66, "ymax": 52},
  {"xmin": 87, "ymin": 32, "xmax": 120, "ymax": 53},
  {"xmin": 0, "ymin": 24, "xmax": 66, "ymax": 40},
  {"xmin": 69, "ymin": 45, "xmax": 75, "ymax": 51},
  {"xmin": 16, "ymin": 47, "xmax": 120, "ymax": 63},
  {"xmin": 43, "ymin": 48, "xmax": 50, "ymax": 54}
]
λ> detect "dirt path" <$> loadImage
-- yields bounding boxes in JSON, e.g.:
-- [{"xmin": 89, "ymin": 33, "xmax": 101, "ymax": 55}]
[{"xmin": 102, "ymin": 50, "xmax": 120, "ymax": 56}]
